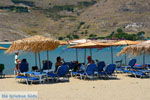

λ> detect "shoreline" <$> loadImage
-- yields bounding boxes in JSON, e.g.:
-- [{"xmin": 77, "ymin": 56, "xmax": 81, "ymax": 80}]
[{"xmin": 0, "ymin": 42, "xmax": 12, "ymax": 44}]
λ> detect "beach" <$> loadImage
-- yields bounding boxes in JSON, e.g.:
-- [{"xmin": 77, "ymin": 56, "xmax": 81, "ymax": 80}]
[
  {"xmin": 0, "ymin": 74, "xmax": 150, "ymax": 100},
  {"xmin": 0, "ymin": 44, "xmax": 149, "ymax": 75}
]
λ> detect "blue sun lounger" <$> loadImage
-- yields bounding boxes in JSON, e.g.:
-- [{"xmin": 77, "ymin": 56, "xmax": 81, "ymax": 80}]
[
  {"xmin": 98, "ymin": 64, "xmax": 116, "ymax": 78},
  {"xmin": 16, "ymin": 75, "xmax": 40, "ymax": 85},
  {"xmin": 128, "ymin": 70, "xmax": 149, "ymax": 78},
  {"xmin": 79, "ymin": 64, "xmax": 97, "ymax": 80},
  {"xmin": 116, "ymin": 59, "xmax": 136, "ymax": 73},
  {"xmin": 125, "ymin": 65, "xmax": 150, "ymax": 78},
  {"xmin": 47, "ymin": 65, "xmax": 69, "ymax": 81},
  {"xmin": 16, "ymin": 72, "xmax": 46, "ymax": 85},
  {"xmin": 97, "ymin": 61, "xmax": 106, "ymax": 73},
  {"xmin": 0, "ymin": 64, "xmax": 5, "ymax": 78}
]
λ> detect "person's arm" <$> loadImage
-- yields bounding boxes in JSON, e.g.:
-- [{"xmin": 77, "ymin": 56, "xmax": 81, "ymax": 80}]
[{"xmin": 62, "ymin": 58, "xmax": 65, "ymax": 63}]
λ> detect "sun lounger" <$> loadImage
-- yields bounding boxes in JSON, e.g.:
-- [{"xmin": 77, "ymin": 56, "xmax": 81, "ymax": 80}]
[
  {"xmin": 98, "ymin": 64, "xmax": 116, "ymax": 78},
  {"xmin": 19, "ymin": 62, "xmax": 29, "ymax": 73},
  {"xmin": 79, "ymin": 64, "xmax": 97, "ymax": 80},
  {"xmin": 16, "ymin": 72, "xmax": 46, "ymax": 85},
  {"xmin": 71, "ymin": 63, "xmax": 86, "ymax": 77},
  {"xmin": 0, "ymin": 64, "xmax": 5, "ymax": 78},
  {"xmin": 129, "ymin": 70, "xmax": 149, "ymax": 78},
  {"xmin": 116, "ymin": 59, "xmax": 136, "ymax": 73},
  {"xmin": 16, "ymin": 75, "xmax": 41, "ymax": 85},
  {"xmin": 47, "ymin": 65, "xmax": 69, "ymax": 81},
  {"xmin": 42, "ymin": 60, "xmax": 52, "ymax": 70},
  {"xmin": 97, "ymin": 61, "xmax": 106, "ymax": 73},
  {"xmin": 120, "ymin": 65, "xmax": 150, "ymax": 78},
  {"xmin": 123, "ymin": 59, "xmax": 136, "ymax": 69}
]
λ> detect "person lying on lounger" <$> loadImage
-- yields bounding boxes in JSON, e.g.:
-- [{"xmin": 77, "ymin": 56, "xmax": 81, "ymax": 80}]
[{"xmin": 55, "ymin": 56, "xmax": 64, "ymax": 72}]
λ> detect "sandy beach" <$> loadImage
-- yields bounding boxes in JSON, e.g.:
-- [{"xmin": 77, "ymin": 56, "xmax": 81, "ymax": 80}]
[{"xmin": 0, "ymin": 74, "xmax": 150, "ymax": 100}]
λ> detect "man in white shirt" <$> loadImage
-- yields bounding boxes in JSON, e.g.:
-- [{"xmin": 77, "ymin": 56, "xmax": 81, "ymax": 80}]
[
  {"xmin": 15, "ymin": 52, "xmax": 19, "ymax": 64},
  {"xmin": 14, "ymin": 52, "xmax": 20, "ymax": 75}
]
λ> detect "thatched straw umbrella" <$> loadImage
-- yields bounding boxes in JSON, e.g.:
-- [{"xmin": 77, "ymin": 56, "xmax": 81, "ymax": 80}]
[
  {"xmin": 114, "ymin": 40, "xmax": 140, "ymax": 46},
  {"xmin": 59, "ymin": 41, "xmax": 68, "ymax": 45},
  {"xmin": 6, "ymin": 35, "xmax": 60, "ymax": 53},
  {"xmin": 114, "ymin": 40, "xmax": 141, "ymax": 64},
  {"xmin": 118, "ymin": 40, "xmax": 150, "ymax": 64},
  {"xmin": 69, "ymin": 41, "xmax": 112, "ymax": 63},
  {"xmin": 6, "ymin": 35, "xmax": 60, "ymax": 69},
  {"xmin": 0, "ymin": 46, "xmax": 8, "ymax": 50}
]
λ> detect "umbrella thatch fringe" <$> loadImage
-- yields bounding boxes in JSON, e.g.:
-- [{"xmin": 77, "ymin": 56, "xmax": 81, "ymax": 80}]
[
  {"xmin": 0, "ymin": 47, "xmax": 8, "ymax": 50},
  {"xmin": 6, "ymin": 35, "xmax": 60, "ymax": 53},
  {"xmin": 118, "ymin": 40, "xmax": 150, "ymax": 56}
]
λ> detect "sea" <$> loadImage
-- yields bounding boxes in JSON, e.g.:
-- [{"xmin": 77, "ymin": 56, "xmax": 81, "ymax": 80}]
[{"xmin": 0, "ymin": 44, "xmax": 149, "ymax": 75}]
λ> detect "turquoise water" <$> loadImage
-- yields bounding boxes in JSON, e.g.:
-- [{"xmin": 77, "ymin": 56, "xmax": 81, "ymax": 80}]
[{"xmin": 0, "ymin": 44, "xmax": 149, "ymax": 75}]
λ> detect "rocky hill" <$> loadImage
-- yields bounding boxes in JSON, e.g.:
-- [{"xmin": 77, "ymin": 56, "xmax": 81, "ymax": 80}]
[{"xmin": 0, "ymin": 0, "xmax": 150, "ymax": 41}]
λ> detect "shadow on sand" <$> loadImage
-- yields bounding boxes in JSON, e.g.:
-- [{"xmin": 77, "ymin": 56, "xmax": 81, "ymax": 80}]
[
  {"xmin": 16, "ymin": 78, "xmax": 70, "ymax": 85},
  {"xmin": 126, "ymin": 74, "xmax": 150, "ymax": 79}
]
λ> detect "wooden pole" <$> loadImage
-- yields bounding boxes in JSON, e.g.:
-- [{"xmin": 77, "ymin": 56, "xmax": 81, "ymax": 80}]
[
  {"xmin": 143, "ymin": 51, "xmax": 145, "ymax": 65},
  {"xmin": 38, "ymin": 53, "xmax": 41, "ymax": 70},
  {"xmin": 84, "ymin": 49, "xmax": 86, "ymax": 64},
  {"xmin": 76, "ymin": 48, "xmax": 78, "ymax": 61},
  {"xmin": 35, "ymin": 53, "xmax": 37, "ymax": 66},
  {"xmin": 90, "ymin": 48, "xmax": 92, "ymax": 57},
  {"xmin": 47, "ymin": 50, "xmax": 49, "ymax": 60},
  {"xmin": 125, "ymin": 53, "xmax": 127, "ymax": 65},
  {"xmin": 110, "ymin": 46, "xmax": 113, "ymax": 64}
]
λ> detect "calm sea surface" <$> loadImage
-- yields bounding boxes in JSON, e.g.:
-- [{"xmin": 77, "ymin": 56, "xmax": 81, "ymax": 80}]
[{"xmin": 0, "ymin": 44, "xmax": 149, "ymax": 75}]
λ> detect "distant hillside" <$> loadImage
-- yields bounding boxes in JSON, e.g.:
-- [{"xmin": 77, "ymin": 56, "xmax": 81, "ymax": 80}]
[{"xmin": 0, "ymin": 0, "xmax": 149, "ymax": 41}]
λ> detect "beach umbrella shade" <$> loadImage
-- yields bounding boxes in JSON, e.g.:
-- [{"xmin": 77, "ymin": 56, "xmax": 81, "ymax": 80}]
[
  {"xmin": 69, "ymin": 41, "xmax": 111, "ymax": 63},
  {"xmin": 68, "ymin": 39, "xmax": 91, "ymax": 45},
  {"xmin": 6, "ymin": 35, "xmax": 60, "ymax": 53},
  {"xmin": 69, "ymin": 41, "xmax": 109, "ymax": 49},
  {"xmin": 114, "ymin": 40, "xmax": 140, "ymax": 46},
  {"xmin": 114, "ymin": 40, "xmax": 141, "ymax": 64},
  {"xmin": 97, "ymin": 42, "xmax": 118, "ymax": 64},
  {"xmin": 6, "ymin": 35, "xmax": 60, "ymax": 69},
  {"xmin": 118, "ymin": 40, "xmax": 150, "ymax": 64},
  {"xmin": 59, "ymin": 41, "xmax": 68, "ymax": 45},
  {"xmin": 0, "ymin": 47, "xmax": 8, "ymax": 50},
  {"xmin": 45, "ymin": 40, "xmax": 67, "ymax": 62}
]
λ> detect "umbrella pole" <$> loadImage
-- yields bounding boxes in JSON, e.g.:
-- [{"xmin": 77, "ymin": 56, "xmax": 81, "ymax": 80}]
[
  {"xmin": 125, "ymin": 53, "xmax": 127, "ymax": 65},
  {"xmin": 38, "ymin": 53, "xmax": 41, "ymax": 70},
  {"xmin": 46, "ymin": 50, "xmax": 50, "ymax": 70},
  {"xmin": 90, "ymin": 48, "xmax": 92, "ymax": 57},
  {"xmin": 110, "ymin": 46, "xmax": 113, "ymax": 64},
  {"xmin": 35, "ymin": 53, "xmax": 37, "ymax": 66},
  {"xmin": 76, "ymin": 48, "xmax": 78, "ymax": 61},
  {"xmin": 47, "ymin": 50, "xmax": 49, "ymax": 60},
  {"xmin": 84, "ymin": 49, "xmax": 86, "ymax": 64},
  {"xmin": 143, "ymin": 52, "xmax": 145, "ymax": 65}
]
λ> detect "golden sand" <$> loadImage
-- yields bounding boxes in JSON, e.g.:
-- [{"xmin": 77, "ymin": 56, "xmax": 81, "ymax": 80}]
[{"xmin": 0, "ymin": 74, "xmax": 150, "ymax": 100}]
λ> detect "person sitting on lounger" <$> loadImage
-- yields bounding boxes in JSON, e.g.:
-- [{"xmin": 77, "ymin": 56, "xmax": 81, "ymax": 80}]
[
  {"xmin": 72, "ymin": 61, "xmax": 81, "ymax": 72},
  {"xmin": 87, "ymin": 56, "xmax": 95, "ymax": 65},
  {"xmin": 55, "ymin": 56, "xmax": 64, "ymax": 72}
]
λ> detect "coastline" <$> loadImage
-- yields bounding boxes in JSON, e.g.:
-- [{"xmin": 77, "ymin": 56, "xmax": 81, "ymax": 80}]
[{"xmin": 0, "ymin": 42, "xmax": 12, "ymax": 44}]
